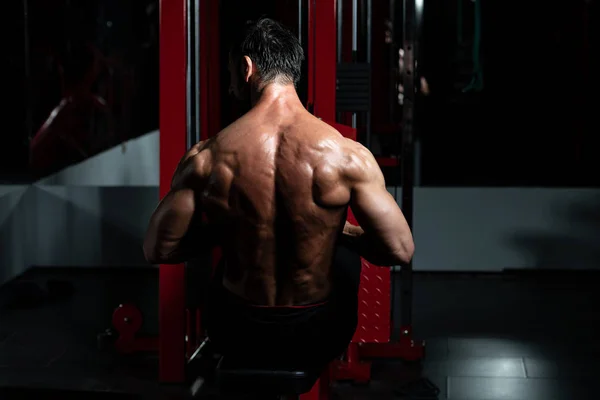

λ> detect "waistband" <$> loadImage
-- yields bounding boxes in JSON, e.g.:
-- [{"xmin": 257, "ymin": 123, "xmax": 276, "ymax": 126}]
[{"xmin": 219, "ymin": 280, "xmax": 330, "ymax": 310}]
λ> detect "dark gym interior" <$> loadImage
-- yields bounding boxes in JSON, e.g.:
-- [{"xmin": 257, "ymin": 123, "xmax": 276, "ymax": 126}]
[{"xmin": 1, "ymin": 0, "xmax": 598, "ymax": 399}]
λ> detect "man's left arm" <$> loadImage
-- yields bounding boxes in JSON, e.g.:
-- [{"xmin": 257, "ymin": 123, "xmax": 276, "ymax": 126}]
[{"xmin": 143, "ymin": 143, "xmax": 213, "ymax": 264}]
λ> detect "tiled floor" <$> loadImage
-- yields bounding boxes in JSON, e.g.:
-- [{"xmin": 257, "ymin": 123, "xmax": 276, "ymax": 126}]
[{"xmin": 0, "ymin": 268, "xmax": 599, "ymax": 399}]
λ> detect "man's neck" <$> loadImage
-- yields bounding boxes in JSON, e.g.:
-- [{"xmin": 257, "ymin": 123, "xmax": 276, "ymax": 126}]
[{"xmin": 251, "ymin": 83, "xmax": 304, "ymax": 112}]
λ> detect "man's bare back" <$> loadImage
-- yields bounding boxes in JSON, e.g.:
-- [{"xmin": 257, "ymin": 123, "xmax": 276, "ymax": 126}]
[
  {"xmin": 145, "ymin": 89, "xmax": 413, "ymax": 306},
  {"xmin": 145, "ymin": 17, "xmax": 414, "ymax": 305},
  {"xmin": 197, "ymin": 108, "xmax": 360, "ymax": 305},
  {"xmin": 144, "ymin": 17, "xmax": 414, "ymax": 370}
]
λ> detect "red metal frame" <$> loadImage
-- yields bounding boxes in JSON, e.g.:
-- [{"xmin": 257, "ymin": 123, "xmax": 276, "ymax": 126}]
[
  {"xmin": 158, "ymin": 0, "xmax": 221, "ymax": 383},
  {"xmin": 112, "ymin": 304, "xmax": 159, "ymax": 354},
  {"xmin": 159, "ymin": 0, "xmax": 187, "ymax": 383},
  {"xmin": 304, "ymin": 1, "xmax": 340, "ymax": 396},
  {"xmin": 307, "ymin": 0, "xmax": 314, "ymax": 110},
  {"xmin": 154, "ymin": 0, "xmax": 423, "ymax": 390},
  {"xmin": 309, "ymin": 0, "xmax": 424, "ymax": 386},
  {"xmin": 307, "ymin": 0, "xmax": 336, "ymax": 120}
]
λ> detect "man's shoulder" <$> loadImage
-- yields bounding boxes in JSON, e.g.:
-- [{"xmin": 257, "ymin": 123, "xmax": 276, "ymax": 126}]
[
  {"xmin": 316, "ymin": 127, "xmax": 369, "ymax": 161},
  {"xmin": 301, "ymin": 118, "xmax": 354, "ymax": 151},
  {"xmin": 336, "ymin": 139, "xmax": 377, "ymax": 183}
]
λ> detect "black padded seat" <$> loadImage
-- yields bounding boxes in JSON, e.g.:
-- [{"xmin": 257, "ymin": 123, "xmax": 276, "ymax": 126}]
[{"xmin": 215, "ymin": 356, "xmax": 322, "ymax": 396}]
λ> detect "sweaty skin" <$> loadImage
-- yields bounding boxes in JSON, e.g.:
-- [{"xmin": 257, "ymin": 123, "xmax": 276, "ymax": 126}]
[{"xmin": 144, "ymin": 85, "xmax": 414, "ymax": 306}]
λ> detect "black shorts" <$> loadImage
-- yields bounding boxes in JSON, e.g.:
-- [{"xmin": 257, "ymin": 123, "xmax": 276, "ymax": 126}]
[{"xmin": 204, "ymin": 245, "xmax": 362, "ymax": 370}]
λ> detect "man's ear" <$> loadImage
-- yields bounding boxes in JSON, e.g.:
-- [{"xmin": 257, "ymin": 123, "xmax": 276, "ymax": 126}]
[{"xmin": 242, "ymin": 56, "xmax": 254, "ymax": 83}]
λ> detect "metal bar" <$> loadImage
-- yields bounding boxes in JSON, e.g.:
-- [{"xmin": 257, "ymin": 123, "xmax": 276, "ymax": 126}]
[
  {"xmin": 365, "ymin": 0, "xmax": 372, "ymax": 149},
  {"xmin": 400, "ymin": 0, "xmax": 417, "ymax": 329},
  {"xmin": 193, "ymin": 0, "xmax": 200, "ymax": 144},
  {"xmin": 159, "ymin": 0, "xmax": 187, "ymax": 383},
  {"xmin": 186, "ymin": 0, "xmax": 193, "ymax": 149},
  {"xmin": 185, "ymin": 0, "xmax": 202, "ymax": 356},
  {"xmin": 352, "ymin": 0, "xmax": 358, "ymax": 54},
  {"xmin": 336, "ymin": 0, "xmax": 343, "ymax": 122},
  {"xmin": 298, "ymin": 0, "xmax": 303, "ymax": 45}
]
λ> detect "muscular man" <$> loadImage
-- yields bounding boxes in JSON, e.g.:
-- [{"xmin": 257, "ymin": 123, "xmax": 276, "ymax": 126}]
[{"xmin": 144, "ymin": 18, "xmax": 414, "ymax": 370}]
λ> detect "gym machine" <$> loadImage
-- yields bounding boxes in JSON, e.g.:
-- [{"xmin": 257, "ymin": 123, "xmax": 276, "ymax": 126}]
[
  {"xmin": 107, "ymin": 0, "xmax": 424, "ymax": 397},
  {"xmin": 326, "ymin": 0, "xmax": 425, "ymax": 385}
]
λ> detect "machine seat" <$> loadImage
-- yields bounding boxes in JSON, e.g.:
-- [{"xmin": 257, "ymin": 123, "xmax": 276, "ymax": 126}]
[{"xmin": 215, "ymin": 356, "xmax": 322, "ymax": 395}]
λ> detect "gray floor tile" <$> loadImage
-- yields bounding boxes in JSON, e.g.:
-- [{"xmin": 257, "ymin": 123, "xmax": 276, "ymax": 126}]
[
  {"xmin": 424, "ymin": 358, "xmax": 526, "ymax": 378},
  {"xmin": 448, "ymin": 376, "xmax": 596, "ymax": 400},
  {"xmin": 448, "ymin": 338, "xmax": 553, "ymax": 358},
  {"xmin": 524, "ymin": 357, "xmax": 600, "ymax": 379}
]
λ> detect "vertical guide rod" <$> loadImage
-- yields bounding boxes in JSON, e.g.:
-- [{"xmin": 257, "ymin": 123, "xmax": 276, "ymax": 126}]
[
  {"xmin": 351, "ymin": 0, "xmax": 358, "ymax": 55},
  {"xmin": 193, "ymin": 0, "xmax": 200, "ymax": 144},
  {"xmin": 298, "ymin": 0, "xmax": 303, "ymax": 45},
  {"xmin": 414, "ymin": 0, "xmax": 423, "ymax": 186},
  {"xmin": 351, "ymin": 0, "xmax": 358, "ymax": 129},
  {"xmin": 186, "ymin": 0, "xmax": 200, "ymax": 147},
  {"xmin": 185, "ymin": 0, "xmax": 193, "ymax": 148},
  {"xmin": 400, "ymin": 0, "xmax": 417, "ymax": 328},
  {"xmin": 184, "ymin": 0, "xmax": 194, "ymax": 358},
  {"xmin": 185, "ymin": 0, "xmax": 201, "ymax": 347},
  {"xmin": 365, "ymin": 0, "xmax": 372, "ymax": 149},
  {"xmin": 336, "ymin": 0, "xmax": 343, "ymax": 123}
]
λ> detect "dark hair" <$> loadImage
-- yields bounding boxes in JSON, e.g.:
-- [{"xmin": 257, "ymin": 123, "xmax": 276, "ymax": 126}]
[{"xmin": 230, "ymin": 18, "xmax": 304, "ymax": 86}]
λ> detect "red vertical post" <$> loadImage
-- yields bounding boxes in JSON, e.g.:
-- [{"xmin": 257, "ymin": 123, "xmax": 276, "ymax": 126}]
[
  {"xmin": 307, "ymin": 0, "xmax": 316, "ymax": 110},
  {"xmin": 313, "ymin": 0, "xmax": 337, "ymax": 121},
  {"xmin": 159, "ymin": 0, "xmax": 187, "ymax": 383},
  {"xmin": 341, "ymin": 0, "xmax": 354, "ymax": 126}
]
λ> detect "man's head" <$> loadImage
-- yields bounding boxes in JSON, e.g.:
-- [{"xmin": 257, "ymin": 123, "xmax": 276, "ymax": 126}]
[{"xmin": 228, "ymin": 18, "xmax": 304, "ymax": 102}]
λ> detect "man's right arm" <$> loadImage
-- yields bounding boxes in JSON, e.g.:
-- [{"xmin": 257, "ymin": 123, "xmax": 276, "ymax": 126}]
[{"xmin": 343, "ymin": 144, "xmax": 414, "ymax": 266}]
